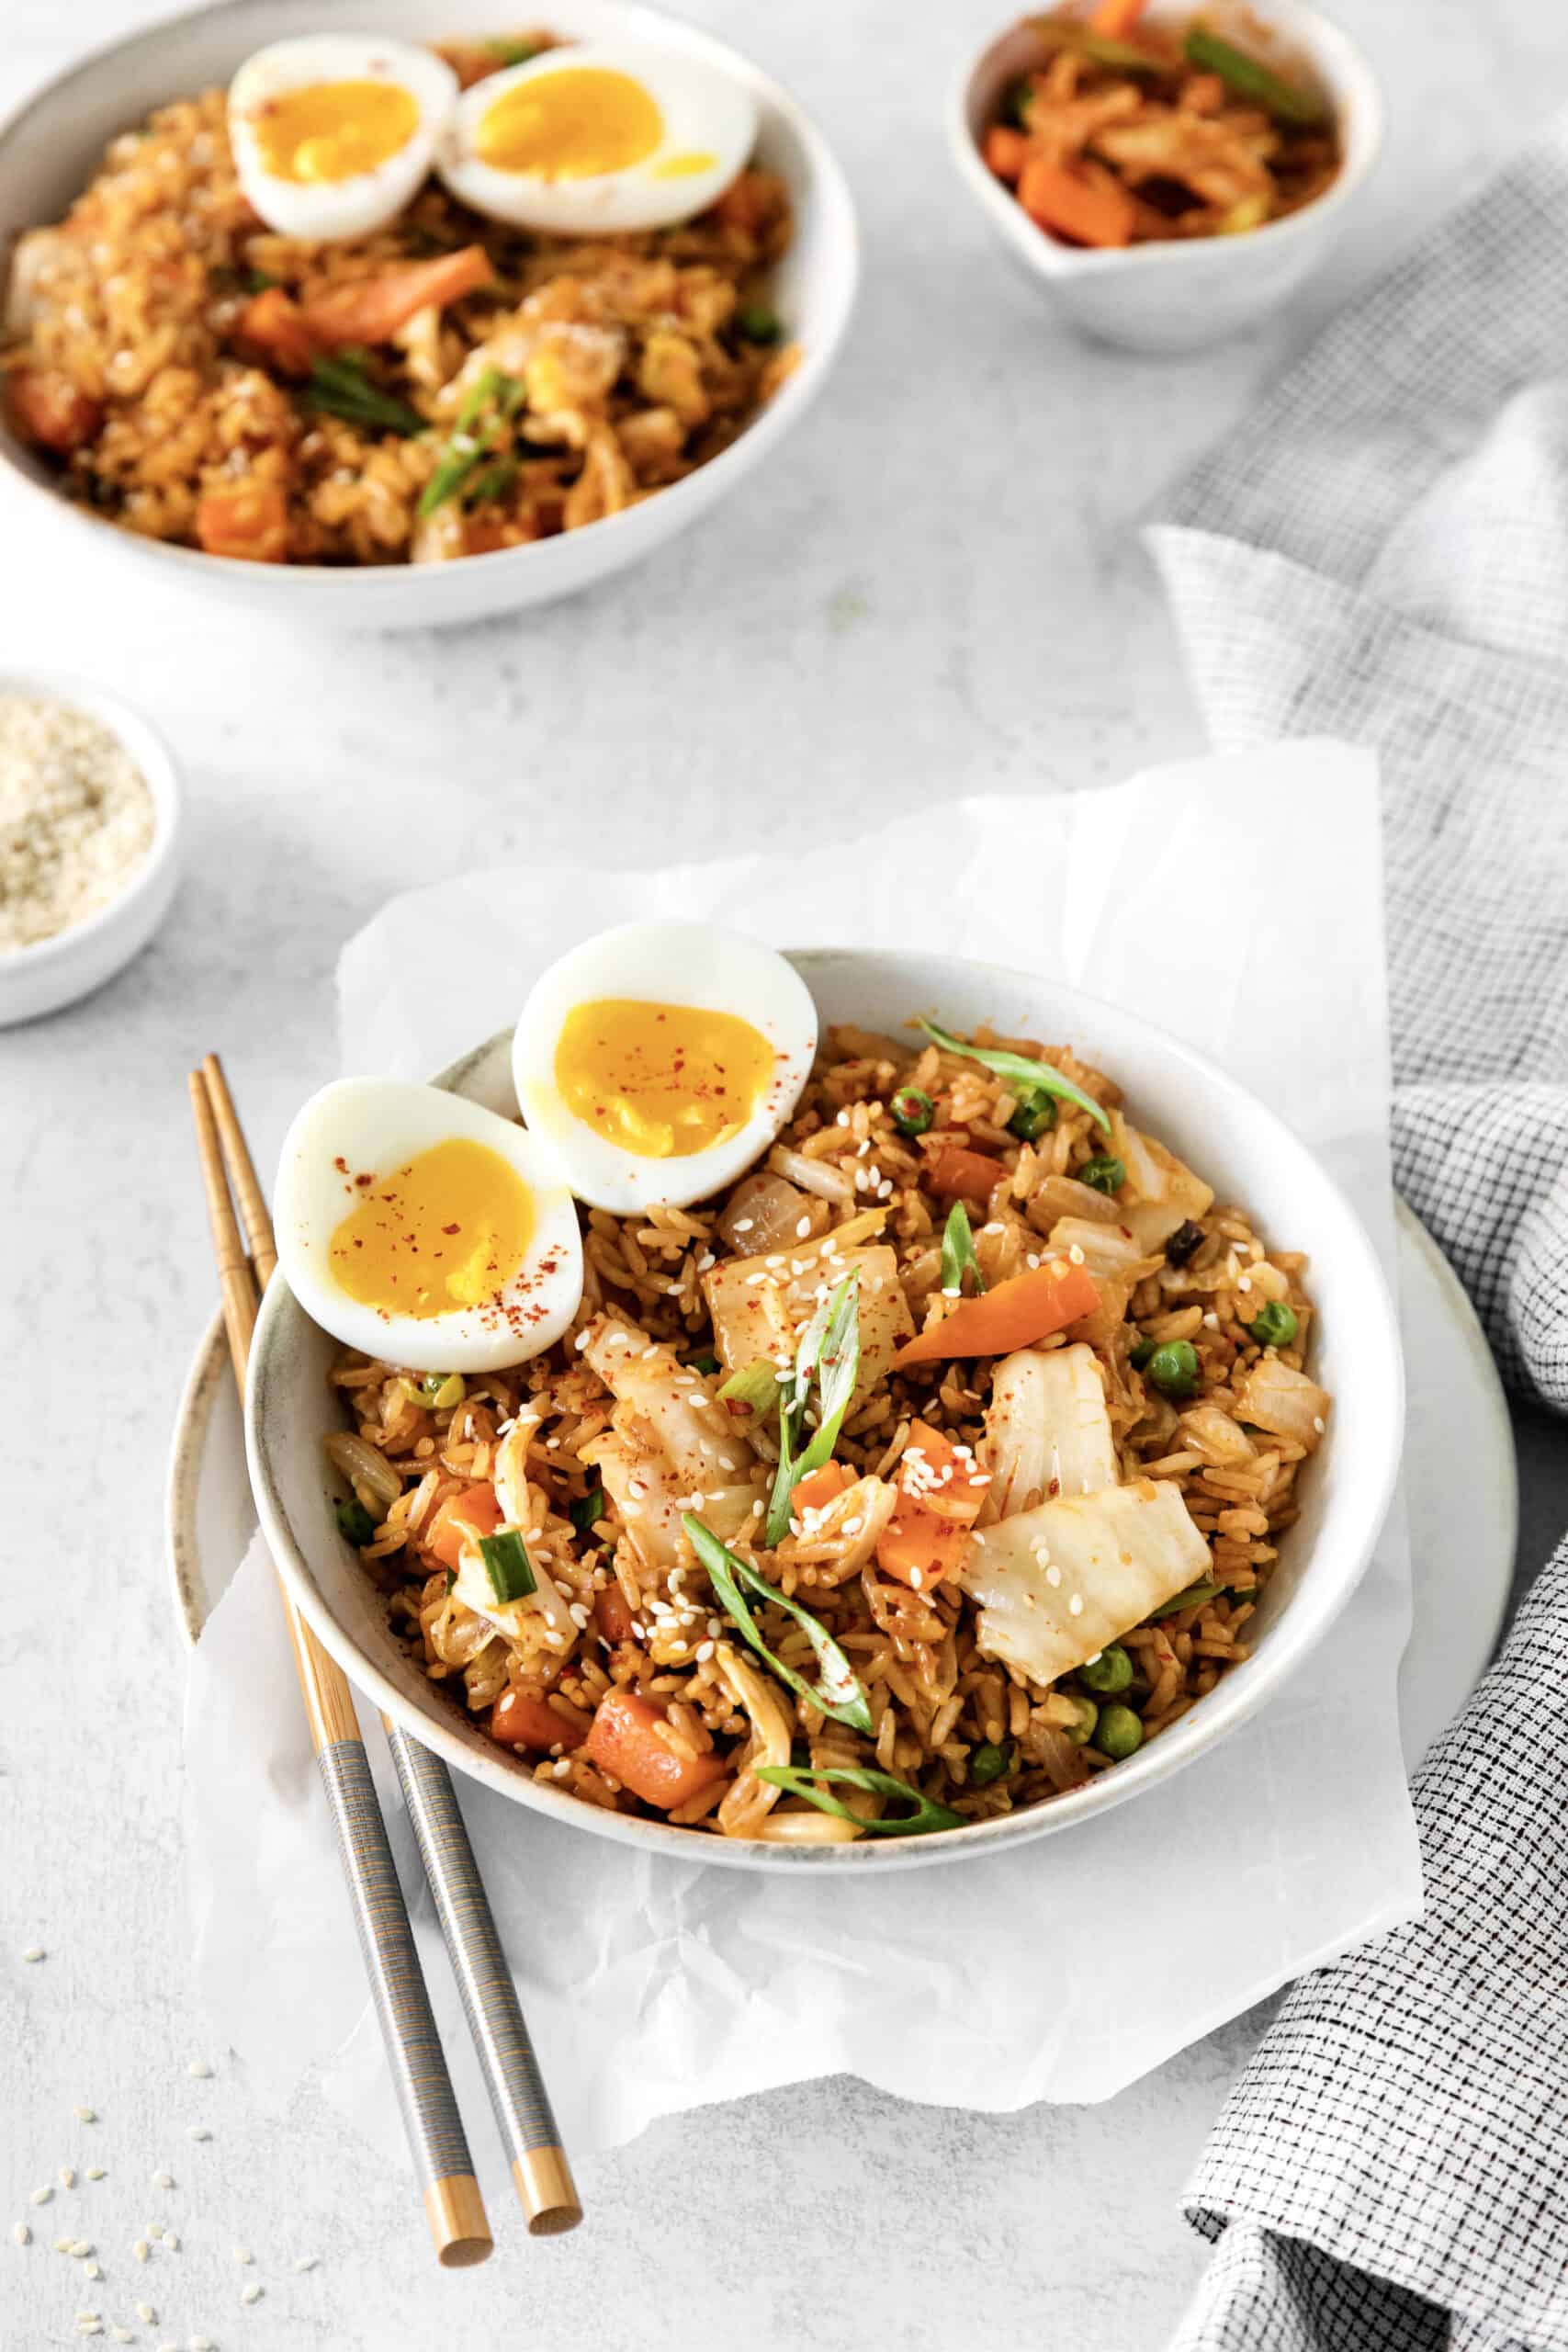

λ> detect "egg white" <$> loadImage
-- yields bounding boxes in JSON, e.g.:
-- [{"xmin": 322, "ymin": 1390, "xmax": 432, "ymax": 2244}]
[
  {"xmin": 434, "ymin": 43, "xmax": 758, "ymax": 234},
  {"xmin": 512, "ymin": 921, "xmax": 818, "ymax": 1215},
  {"xmin": 229, "ymin": 36, "xmax": 457, "ymax": 243},
  {"xmin": 274, "ymin": 1076, "xmax": 583, "ymax": 1373}
]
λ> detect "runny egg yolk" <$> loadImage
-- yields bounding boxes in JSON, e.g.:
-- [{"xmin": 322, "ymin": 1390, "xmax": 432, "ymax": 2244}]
[
  {"xmin": 254, "ymin": 80, "xmax": 420, "ymax": 184},
  {"xmin": 555, "ymin": 998, "xmax": 775, "ymax": 1159},
  {"xmin": 329, "ymin": 1137, "xmax": 534, "ymax": 1319},
  {"xmin": 477, "ymin": 66, "xmax": 663, "ymax": 178}
]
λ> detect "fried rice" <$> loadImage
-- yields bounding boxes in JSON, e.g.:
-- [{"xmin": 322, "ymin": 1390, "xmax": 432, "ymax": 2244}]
[
  {"xmin": 0, "ymin": 37, "xmax": 795, "ymax": 565},
  {"xmin": 324, "ymin": 1017, "xmax": 1330, "ymax": 1845}
]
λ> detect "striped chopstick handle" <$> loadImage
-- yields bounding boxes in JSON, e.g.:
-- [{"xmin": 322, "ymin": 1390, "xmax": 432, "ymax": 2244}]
[
  {"xmin": 316, "ymin": 1739, "xmax": 491, "ymax": 2264},
  {"xmin": 384, "ymin": 1724, "xmax": 581, "ymax": 2235}
]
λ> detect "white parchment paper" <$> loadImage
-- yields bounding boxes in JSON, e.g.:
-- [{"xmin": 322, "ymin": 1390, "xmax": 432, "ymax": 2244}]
[{"xmin": 183, "ymin": 740, "xmax": 1418, "ymax": 2163}]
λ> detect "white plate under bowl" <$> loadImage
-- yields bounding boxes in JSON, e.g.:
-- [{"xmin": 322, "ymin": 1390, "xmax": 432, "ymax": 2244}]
[
  {"xmin": 234, "ymin": 950, "xmax": 1411, "ymax": 1871},
  {"xmin": 168, "ymin": 1191, "xmax": 1515, "ymax": 1777}
]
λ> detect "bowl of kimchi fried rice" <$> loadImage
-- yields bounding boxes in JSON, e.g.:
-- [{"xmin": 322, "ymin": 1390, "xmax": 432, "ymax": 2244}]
[
  {"xmin": 246, "ymin": 946, "xmax": 1404, "ymax": 1871},
  {"xmin": 0, "ymin": 0, "xmax": 857, "ymax": 628},
  {"xmin": 951, "ymin": 0, "xmax": 1381, "ymax": 352}
]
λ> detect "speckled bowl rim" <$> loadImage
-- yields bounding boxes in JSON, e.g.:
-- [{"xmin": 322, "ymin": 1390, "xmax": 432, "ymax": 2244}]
[{"xmin": 238, "ymin": 947, "xmax": 1406, "ymax": 1872}]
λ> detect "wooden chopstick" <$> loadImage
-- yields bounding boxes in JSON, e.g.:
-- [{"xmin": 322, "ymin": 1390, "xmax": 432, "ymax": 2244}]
[
  {"xmin": 196, "ymin": 1056, "xmax": 581, "ymax": 2237},
  {"xmin": 188, "ymin": 1069, "xmax": 491, "ymax": 2269}
]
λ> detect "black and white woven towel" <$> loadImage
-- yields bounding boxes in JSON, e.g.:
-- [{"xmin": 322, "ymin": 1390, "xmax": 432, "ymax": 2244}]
[{"xmin": 1149, "ymin": 117, "xmax": 1568, "ymax": 2352}]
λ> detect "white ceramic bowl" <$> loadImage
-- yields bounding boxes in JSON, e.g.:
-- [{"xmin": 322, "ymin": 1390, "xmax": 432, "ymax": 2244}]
[
  {"xmin": 0, "ymin": 0, "xmax": 858, "ymax": 631},
  {"xmin": 949, "ymin": 0, "xmax": 1382, "ymax": 354},
  {"xmin": 0, "ymin": 670, "xmax": 183, "ymax": 1026},
  {"xmin": 246, "ymin": 947, "xmax": 1404, "ymax": 1872}
]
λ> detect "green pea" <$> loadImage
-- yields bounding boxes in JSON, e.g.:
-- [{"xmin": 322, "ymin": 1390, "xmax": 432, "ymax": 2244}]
[
  {"xmin": 737, "ymin": 303, "xmax": 782, "ymax": 345},
  {"xmin": 1009, "ymin": 1091, "xmax": 1056, "ymax": 1142},
  {"xmin": 890, "ymin": 1085, "xmax": 934, "ymax": 1137},
  {"xmin": 1062, "ymin": 1695, "xmax": 1100, "ymax": 1747},
  {"xmin": 335, "ymin": 1498, "xmax": 375, "ymax": 1547},
  {"xmin": 1078, "ymin": 1154, "xmax": 1126, "ymax": 1195},
  {"xmin": 1096, "ymin": 1703, "xmax": 1145, "ymax": 1760},
  {"xmin": 1247, "ymin": 1300, "xmax": 1299, "ymax": 1349},
  {"xmin": 969, "ymin": 1739, "xmax": 1014, "ymax": 1786},
  {"xmin": 1146, "ymin": 1339, "xmax": 1200, "ymax": 1398},
  {"xmin": 1079, "ymin": 1643, "xmax": 1133, "ymax": 1694},
  {"xmin": 417, "ymin": 1372, "xmax": 465, "ymax": 1410}
]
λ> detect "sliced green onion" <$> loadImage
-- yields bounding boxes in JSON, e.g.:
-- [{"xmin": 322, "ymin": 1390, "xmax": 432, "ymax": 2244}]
[
  {"xmin": 1024, "ymin": 17, "xmax": 1168, "ymax": 74},
  {"xmin": 478, "ymin": 1527, "xmax": 536, "ymax": 1605},
  {"xmin": 306, "ymin": 355, "xmax": 423, "ymax": 437},
  {"xmin": 764, "ymin": 1272, "xmax": 861, "ymax": 1544},
  {"xmin": 1009, "ymin": 1091, "xmax": 1055, "ymax": 1142},
  {"xmin": 245, "ymin": 266, "xmax": 281, "ymax": 294},
  {"xmin": 417, "ymin": 1372, "xmax": 465, "ymax": 1410},
  {"xmin": 736, "ymin": 302, "xmax": 782, "ymax": 345},
  {"xmin": 487, "ymin": 36, "xmax": 544, "ymax": 63},
  {"xmin": 1148, "ymin": 1578, "xmax": 1221, "ymax": 1620},
  {"xmin": 683, "ymin": 1516, "xmax": 874, "ymax": 1736},
  {"xmin": 464, "ymin": 455, "xmax": 519, "ymax": 509},
  {"xmin": 688, "ymin": 1351, "xmax": 720, "ymax": 1376},
  {"xmin": 969, "ymin": 1738, "xmax": 1014, "ymax": 1786},
  {"xmin": 890, "ymin": 1085, "xmax": 934, "ymax": 1137},
  {"xmin": 335, "ymin": 1498, "xmax": 375, "ymax": 1547},
  {"xmin": 418, "ymin": 366, "xmax": 525, "ymax": 518},
  {"xmin": 1130, "ymin": 1336, "xmax": 1156, "ymax": 1370},
  {"xmin": 754, "ymin": 1762, "xmax": 964, "ymax": 1837},
  {"xmin": 445, "ymin": 1567, "xmax": 457, "ymax": 1594},
  {"xmin": 917, "ymin": 1018, "xmax": 1111, "ymax": 1134},
  {"xmin": 1247, "ymin": 1300, "xmax": 1299, "ymax": 1348},
  {"xmin": 1079, "ymin": 1154, "xmax": 1126, "ymax": 1196},
  {"xmin": 716, "ymin": 1359, "xmax": 784, "ymax": 1418},
  {"xmin": 940, "ymin": 1200, "xmax": 986, "ymax": 1296},
  {"xmin": 1181, "ymin": 26, "xmax": 1328, "ymax": 125},
  {"xmin": 569, "ymin": 1481, "xmax": 605, "ymax": 1542}
]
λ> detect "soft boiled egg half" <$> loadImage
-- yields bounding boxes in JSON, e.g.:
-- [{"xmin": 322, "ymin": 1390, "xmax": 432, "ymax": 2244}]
[
  {"xmin": 229, "ymin": 36, "xmax": 457, "ymax": 241},
  {"xmin": 274, "ymin": 1078, "xmax": 583, "ymax": 1373},
  {"xmin": 513, "ymin": 922, "xmax": 818, "ymax": 1214},
  {"xmin": 435, "ymin": 44, "xmax": 757, "ymax": 233}
]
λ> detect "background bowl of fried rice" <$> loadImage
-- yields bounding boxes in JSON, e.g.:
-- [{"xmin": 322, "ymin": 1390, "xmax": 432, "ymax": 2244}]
[
  {"xmin": 0, "ymin": 0, "xmax": 858, "ymax": 628},
  {"xmin": 246, "ymin": 947, "xmax": 1404, "ymax": 1871}
]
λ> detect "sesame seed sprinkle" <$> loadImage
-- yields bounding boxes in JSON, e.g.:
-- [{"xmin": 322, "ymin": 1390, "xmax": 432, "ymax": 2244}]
[
  {"xmin": 73, "ymin": 2108, "xmax": 97, "ymax": 2123},
  {"xmin": 132, "ymin": 2242, "xmax": 150, "ymax": 2263},
  {"xmin": 85, "ymin": 2260, "xmax": 102, "ymax": 2279},
  {"xmin": 61, "ymin": 2166, "xmax": 77, "ymax": 2188},
  {"xmin": 293, "ymin": 2256, "xmax": 318, "ymax": 2272},
  {"xmin": 151, "ymin": 2175, "xmax": 174, "ymax": 2191},
  {"xmin": 186, "ymin": 2128, "xmax": 210, "ymax": 2143},
  {"xmin": 13, "ymin": 2222, "xmax": 29, "ymax": 2247},
  {"xmin": 86, "ymin": 2168, "xmax": 106, "ymax": 2182},
  {"xmin": 21, "ymin": 1946, "xmax": 45, "ymax": 1962},
  {"xmin": 187, "ymin": 2060, "xmax": 211, "ymax": 2079},
  {"xmin": 233, "ymin": 2246, "xmax": 253, "ymax": 2264},
  {"xmin": 241, "ymin": 2281, "xmax": 264, "ymax": 2304},
  {"xmin": 30, "ymin": 2188, "xmax": 52, "ymax": 2207}
]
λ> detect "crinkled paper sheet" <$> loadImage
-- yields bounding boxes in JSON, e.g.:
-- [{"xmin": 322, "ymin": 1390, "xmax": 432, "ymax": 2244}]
[{"xmin": 184, "ymin": 740, "xmax": 1417, "ymax": 2161}]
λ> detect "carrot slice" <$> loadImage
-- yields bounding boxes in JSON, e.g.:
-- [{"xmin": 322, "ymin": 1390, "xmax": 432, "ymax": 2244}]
[
  {"xmin": 895, "ymin": 1259, "xmax": 1102, "ymax": 1369},
  {"xmin": 984, "ymin": 124, "xmax": 1030, "ymax": 182},
  {"xmin": 791, "ymin": 1462, "xmax": 854, "ymax": 1516},
  {"xmin": 1089, "ymin": 0, "xmax": 1147, "ymax": 33},
  {"xmin": 931, "ymin": 1143, "xmax": 1004, "ymax": 1205},
  {"xmin": 299, "ymin": 244, "xmax": 494, "ymax": 347},
  {"xmin": 426, "ymin": 1485, "xmax": 503, "ymax": 1571},
  {"xmin": 491, "ymin": 1688, "xmax": 591, "ymax": 1752},
  {"xmin": 195, "ymin": 480, "xmax": 288, "ymax": 562},
  {"xmin": 586, "ymin": 1690, "xmax": 728, "ymax": 1811},
  {"xmin": 234, "ymin": 286, "xmax": 316, "ymax": 377},
  {"xmin": 6, "ymin": 367, "xmax": 102, "ymax": 454},
  {"xmin": 1017, "ymin": 156, "xmax": 1135, "ymax": 248},
  {"xmin": 875, "ymin": 1421, "xmax": 989, "ymax": 1589}
]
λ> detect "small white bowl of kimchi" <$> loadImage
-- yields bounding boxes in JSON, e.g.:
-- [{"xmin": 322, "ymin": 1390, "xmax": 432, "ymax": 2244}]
[{"xmin": 950, "ymin": 0, "xmax": 1382, "ymax": 353}]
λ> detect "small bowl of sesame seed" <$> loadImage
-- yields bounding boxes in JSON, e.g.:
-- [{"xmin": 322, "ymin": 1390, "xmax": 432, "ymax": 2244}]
[{"xmin": 0, "ymin": 670, "xmax": 183, "ymax": 1025}]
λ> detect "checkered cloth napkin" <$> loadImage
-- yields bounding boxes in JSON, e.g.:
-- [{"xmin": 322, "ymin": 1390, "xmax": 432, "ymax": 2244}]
[{"xmin": 1148, "ymin": 117, "xmax": 1568, "ymax": 2352}]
